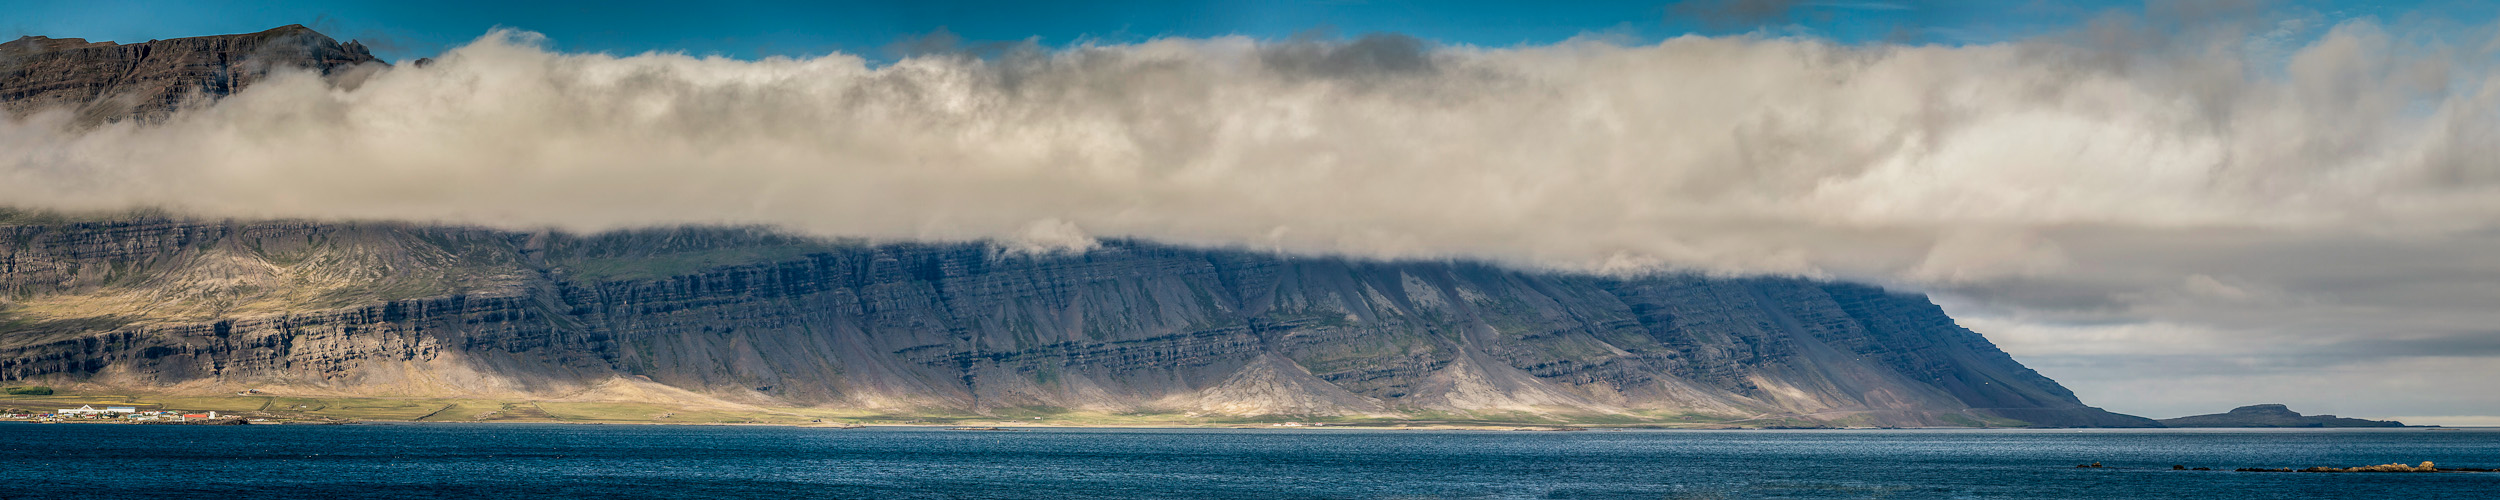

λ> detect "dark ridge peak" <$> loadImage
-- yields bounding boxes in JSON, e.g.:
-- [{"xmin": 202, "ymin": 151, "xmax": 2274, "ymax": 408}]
[
  {"xmin": 0, "ymin": 23, "xmax": 385, "ymax": 123},
  {"xmin": 233, "ymin": 24, "xmax": 342, "ymax": 47},
  {"xmin": 4, "ymin": 25, "xmax": 331, "ymax": 56}
]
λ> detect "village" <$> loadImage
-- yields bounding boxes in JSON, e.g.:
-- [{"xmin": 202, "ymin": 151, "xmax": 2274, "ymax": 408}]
[
  {"xmin": 0, "ymin": 387, "xmax": 377, "ymax": 425},
  {"xmin": 1, "ymin": 405, "xmax": 239, "ymax": 423}
]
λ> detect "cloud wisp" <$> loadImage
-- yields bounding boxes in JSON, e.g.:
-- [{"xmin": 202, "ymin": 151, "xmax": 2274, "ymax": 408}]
[{"xmin": 4, "ymin": 12, "xmax": 2499, "ymax": 417}]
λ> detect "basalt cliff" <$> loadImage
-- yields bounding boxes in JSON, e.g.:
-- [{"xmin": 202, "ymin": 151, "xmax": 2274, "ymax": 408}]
[
  {"xmin": 0, "ymin": 24, "xmax": 381, "ymax": 123},
  {"xmin": 0, "ymin": 27, "xmax": 2154, "ymax": 427}
]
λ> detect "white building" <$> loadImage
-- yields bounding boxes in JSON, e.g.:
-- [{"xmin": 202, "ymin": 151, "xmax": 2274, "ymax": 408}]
[{"xmin": 56, "ymin": 405, "xmax": 139, "ymax": 416}]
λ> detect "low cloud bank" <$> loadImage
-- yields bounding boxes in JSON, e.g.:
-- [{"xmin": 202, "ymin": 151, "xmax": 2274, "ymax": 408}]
[
  {"xmin": 5, "ymin": 20, "xmax": 2491, "ymax": 278},
  {"xmin": 5, "ymin": 11, "xmax": 2499, "ymax": 416}
]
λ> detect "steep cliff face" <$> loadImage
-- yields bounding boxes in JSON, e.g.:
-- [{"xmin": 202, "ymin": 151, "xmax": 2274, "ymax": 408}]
[
  {"xmin": 0, "ymin": 218, "xmax": 2151, "ymax": 426},
  {"xmin": 0, "ymin": 25, "xmax": 383, "ymax": 123}
]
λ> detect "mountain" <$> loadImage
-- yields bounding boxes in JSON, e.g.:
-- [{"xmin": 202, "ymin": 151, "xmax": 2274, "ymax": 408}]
[
  {"xmin": 0, "ymin": 216, "xmax": 2151, "ymax": 427},
  {"xmin": 2158, "ymin": 404, "xmax": 2405, "ymax": 428},
  {"xmin": 0, "ymin": 26, "xmax": 2155, "ymax": 427},
  {"xmin": 0, "ymin": 24, "xmax": 382, "ymax": 123}
]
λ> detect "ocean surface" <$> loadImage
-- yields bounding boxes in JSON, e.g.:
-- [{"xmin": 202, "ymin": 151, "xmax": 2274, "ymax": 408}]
[{"xmin": 4, "ymin": 424, "xmax": 2496, "ymax": 499}]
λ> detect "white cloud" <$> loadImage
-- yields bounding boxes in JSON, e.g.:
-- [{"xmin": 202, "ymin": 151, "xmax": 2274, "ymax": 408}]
[
  {"xmin": 3, "ymin": 23, "xmax": 2491, "ymax": 279},
  {"xmin": 1001, "ymin": 218, "xmax": 1101, "ymax": 255}
]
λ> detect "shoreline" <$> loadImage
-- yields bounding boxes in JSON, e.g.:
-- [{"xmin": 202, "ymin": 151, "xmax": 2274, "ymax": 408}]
[
  {"xmin": 10, "ymin": 418, "xmax": 2490, "ymax": 431},
  {"xmin": 3, "ymin": 392, "xmax": 2480, "ymax": 431}
]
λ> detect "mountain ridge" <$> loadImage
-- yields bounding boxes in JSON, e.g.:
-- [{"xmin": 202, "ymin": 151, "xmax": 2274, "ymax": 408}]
[
  {"xmin": 0, "ymin": 24, "xmax": 382, "ymax": 123},
  {"xmin": 0, "ymin": 215, "xmax": 2153, "ymax": 427}
]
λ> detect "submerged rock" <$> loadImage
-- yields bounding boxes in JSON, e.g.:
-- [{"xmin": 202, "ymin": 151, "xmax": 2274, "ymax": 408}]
[
  {"xmin": 2303, "ymin": 462, "xmax": 2438, "ymax": 473},
  {"xmin": 2234, "ymin": 462, "xmax": 2500, "ymax": 473}
]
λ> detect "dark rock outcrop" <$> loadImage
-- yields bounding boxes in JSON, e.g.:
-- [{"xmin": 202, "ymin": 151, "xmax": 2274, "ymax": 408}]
[
  {"xmin": 0, "ymin": 24, "xmax": 383, "ymax": 123},
  {"xmin": 2158, "ymin": 404, "xmax": 2405, "ymax": 428}
]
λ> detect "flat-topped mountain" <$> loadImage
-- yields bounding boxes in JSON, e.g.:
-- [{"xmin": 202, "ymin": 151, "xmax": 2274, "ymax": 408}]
[
  {"xmin": 0, "ymin": 26, "xmax": 2158, "ymax": 427},
  {"xmin": 0, "ymin": 24, "xmax": 382, "ymax": 123},
  {"xmin": 0, "ymin": 218, "xmax": 2153, "ymax": 427},
  {"xmin": 2158, "ymin": 404, "xmax": 2405, "ymax": 428}
]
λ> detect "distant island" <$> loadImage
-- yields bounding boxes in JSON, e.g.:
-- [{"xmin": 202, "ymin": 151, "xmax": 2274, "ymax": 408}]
[{"xmin": 2159, "ymin": 404, "xmax": 2407, "ymax": 428}]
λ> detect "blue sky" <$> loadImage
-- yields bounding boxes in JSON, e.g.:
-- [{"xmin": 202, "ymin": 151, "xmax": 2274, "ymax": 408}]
[{"xmin": 10, "ymin": 0, "xmax": 2488, "ymax": 62}]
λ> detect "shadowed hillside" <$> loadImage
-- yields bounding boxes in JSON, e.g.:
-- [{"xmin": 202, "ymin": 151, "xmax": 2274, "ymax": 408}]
[{"xmin": 0, "ymin": 215, "xmax": 2151, "ymax": 427}]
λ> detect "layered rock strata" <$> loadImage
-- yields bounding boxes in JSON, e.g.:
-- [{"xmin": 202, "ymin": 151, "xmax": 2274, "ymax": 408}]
[
  {"xmin": 0, "ymin": 24, "xmax": 382, "ymax": 123},
  {"xmin": 0, "ymin": 219, "xmax": 2153, "ymax": 427}
]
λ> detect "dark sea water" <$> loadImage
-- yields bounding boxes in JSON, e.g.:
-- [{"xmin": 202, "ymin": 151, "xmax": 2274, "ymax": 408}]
[{"xmin": 4, "ymin": 424, "xmax": 2496, "ymax": 499}]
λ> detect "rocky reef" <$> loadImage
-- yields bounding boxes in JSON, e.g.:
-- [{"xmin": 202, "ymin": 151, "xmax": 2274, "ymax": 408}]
[
  {"xmin": 2237, "ymin": 462, "xmax": 2497, "ymax": 473},
  {"xmin": 2158, "ymin": 404, "xmax": 2405, "ymax": 428}
]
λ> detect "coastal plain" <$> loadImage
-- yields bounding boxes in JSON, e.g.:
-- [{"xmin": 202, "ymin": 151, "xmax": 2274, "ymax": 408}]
[{"xmin": 1, "ymin": 390, "xmax": 1882, "ymax": 429}]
